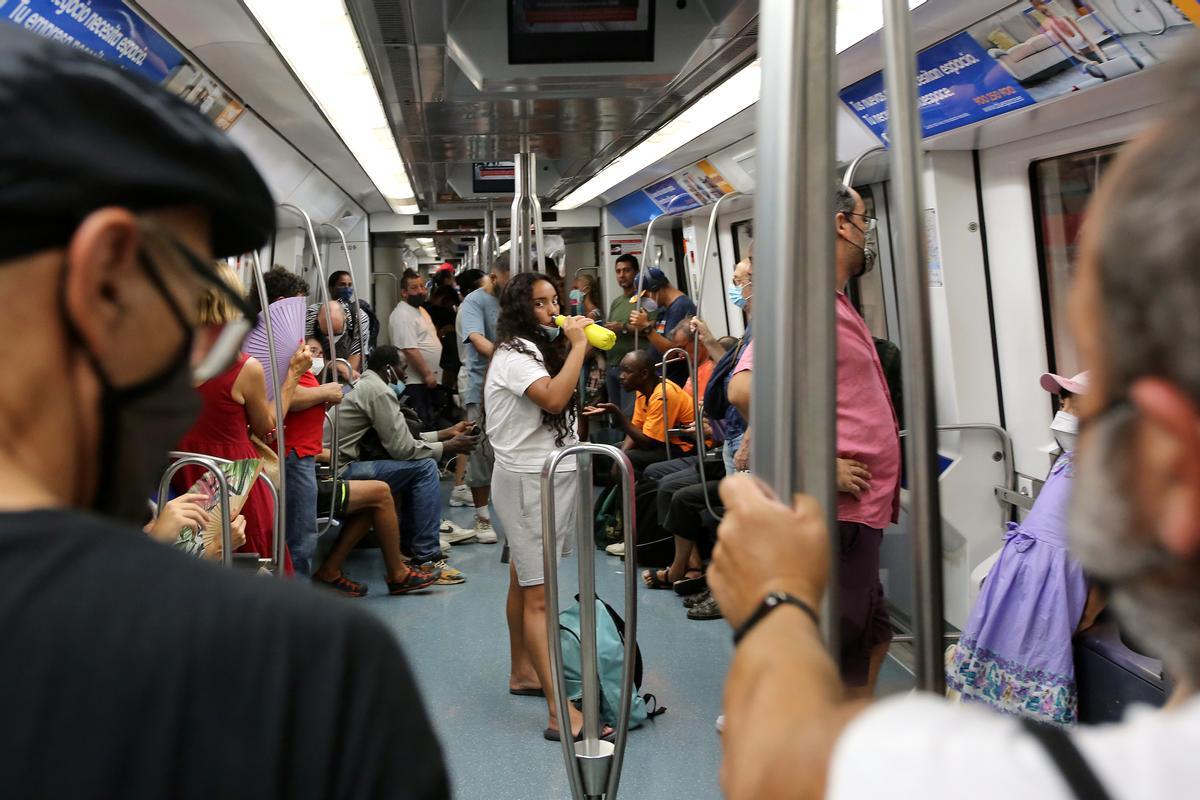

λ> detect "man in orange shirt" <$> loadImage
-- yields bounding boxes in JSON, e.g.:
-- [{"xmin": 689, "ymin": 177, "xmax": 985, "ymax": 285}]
[
  {"xmin": 584, "ymin": 349, "xmax": 694, "ymax": 479},
  {"xmin": 671, "ymin": 318, "xmax": 715, "ymax": 401}
]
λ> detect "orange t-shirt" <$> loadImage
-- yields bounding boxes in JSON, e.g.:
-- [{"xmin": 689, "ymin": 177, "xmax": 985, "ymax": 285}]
[
  {"xmin": 683, "ymin": 359, "xmax": 714, "ymax": 401},
  {"xmin": 631, "ymin": 381, "xmax": 696, "ymax": 451}
]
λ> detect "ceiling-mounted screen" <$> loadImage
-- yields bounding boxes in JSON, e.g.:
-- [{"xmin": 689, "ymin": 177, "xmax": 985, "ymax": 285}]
[
  {"xmin": 473, "ymin": 162, "xmax": 516, "ymax": 194},
  {"xmin": 508, "ymin": 0, "xmax": 655, "ymax": 65}
]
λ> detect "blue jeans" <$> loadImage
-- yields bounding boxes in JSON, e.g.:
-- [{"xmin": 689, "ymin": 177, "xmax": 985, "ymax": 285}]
[
  {"xmin": 723, "ymin": 431, "xmax": 744, "ymax": 477},
  {"xmin": 284, "ymin": 453, "xmax": 319, "ymax": 577},
  {"xmin": 342, "ymin": 458, "xmax": 441, "ymax": 563},
  {"xmin": 605, "ymin": 365, "xmax": 635, "ymax": 418}
]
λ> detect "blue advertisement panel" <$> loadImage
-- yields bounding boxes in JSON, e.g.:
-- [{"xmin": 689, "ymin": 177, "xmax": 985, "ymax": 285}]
[
  {"xmin": 643, "ymin": 176, "xmax": 701, "ymax": 214},
  {"xmin": 840, "ymin": 31, "xmax": 1036, "ymax": 142},
  {"xmin": 2, "ymin": 0, "xmax": 185, "ymax": 84}
]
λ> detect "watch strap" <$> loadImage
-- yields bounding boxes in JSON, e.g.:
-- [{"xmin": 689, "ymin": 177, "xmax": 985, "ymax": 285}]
[{"xmin": 732, "ymin": 591, "xmax": 820, "ymax": 646}]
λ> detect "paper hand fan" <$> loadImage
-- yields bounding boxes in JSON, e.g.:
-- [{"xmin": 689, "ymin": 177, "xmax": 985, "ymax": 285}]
[{"xmin": 243, "ymin": 296, "xmax": 307, "ymax": 400}]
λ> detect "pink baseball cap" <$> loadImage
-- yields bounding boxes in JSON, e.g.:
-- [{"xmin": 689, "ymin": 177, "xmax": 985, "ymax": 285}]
[{"xmin": 1040, "ymin": 371, "xmax": 1089, "ymax": 395}]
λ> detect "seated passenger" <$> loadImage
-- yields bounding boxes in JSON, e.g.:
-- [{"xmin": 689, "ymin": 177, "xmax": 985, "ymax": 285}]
[
  {"xmin": 175, "ymin": 263, "xmax": 311, "ymax": 573},
  {"xmin": 672, "ymin": 316, "xmax": 715, "ymax": 400},
  {"xmin": 627, "ymin": 267, "xmax": 697, "ymax": 387},
  {"xmin": 708, "ymin": 54, "xmax": 1200, "ymax": 799},
  {"xmin": 584, "ymin": 349, "xmax": 696, "ymax": 478},
  {"xmin": 337, "ymin": 346, "xmax": 479, "ymax": 585},
  {"xmin": 310, "ymin": 477, "xmax": 441, "ymax": 597},
  {"xmin": 145, "ymin": 494, "xmax": 247, "ymax": 560},
  {"xmin": 947, "ymin": 371, "xmax": 1103, "ymax": 726}
]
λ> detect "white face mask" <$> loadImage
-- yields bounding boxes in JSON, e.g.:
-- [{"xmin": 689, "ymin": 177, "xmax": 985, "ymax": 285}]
[
  {"xmin": 310, "ymin": 357, "xmax": 325, "ymax": 376},
  {"xmin": 1050, "ymin": 410, "xmax": 1079, "ymax": 452}
]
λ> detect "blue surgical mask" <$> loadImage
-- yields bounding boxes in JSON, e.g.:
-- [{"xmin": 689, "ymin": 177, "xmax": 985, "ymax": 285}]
[
  {"xmin": 569, "ymin": 288, "xmax": 585, "ymax": 302},
  {"xmin": 338, "ymin": 287, "xmax": 353, "ymax": 303},
  {"xmin": 727, "ymin": 282, "xmax": 748, "ymax": 309},
  {"xmin": 540, "ymin": 324, "xmax": 561, "ymax": 341},
  {"xmin": 392, "ymin": 383, "xmax": 407, "ymax": 398}
]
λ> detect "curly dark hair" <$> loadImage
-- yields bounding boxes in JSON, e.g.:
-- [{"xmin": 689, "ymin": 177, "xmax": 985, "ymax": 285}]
[
  {"xmin": 248, "ymin": 265, "xmax": 310, "ymax": 314},
  {"xmin": 491, "ymin": 271, "xmax": 575, "ymax": 446}
]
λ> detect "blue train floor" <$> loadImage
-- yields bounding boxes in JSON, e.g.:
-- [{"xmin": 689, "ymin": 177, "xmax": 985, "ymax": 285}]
[{"xmin": 338, "ymin": 480, "xmax": 914, "ymax": 799}]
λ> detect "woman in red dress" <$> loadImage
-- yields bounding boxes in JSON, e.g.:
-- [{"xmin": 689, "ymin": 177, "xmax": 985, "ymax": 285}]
[{"xmin": 175, "ymin": 264, "xmax": 309, "ymax": 572}]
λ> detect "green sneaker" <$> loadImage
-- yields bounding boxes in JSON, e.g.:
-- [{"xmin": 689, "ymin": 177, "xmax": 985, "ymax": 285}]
[{"xmin": 432, "ymin": 559, "xmax": 466, "ymax": 585}]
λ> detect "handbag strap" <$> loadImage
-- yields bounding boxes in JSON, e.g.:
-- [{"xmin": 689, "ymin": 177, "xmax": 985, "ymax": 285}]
[{"xmin": 1020, "ymin": 718, "xmax": 1114, "ymax": 800}]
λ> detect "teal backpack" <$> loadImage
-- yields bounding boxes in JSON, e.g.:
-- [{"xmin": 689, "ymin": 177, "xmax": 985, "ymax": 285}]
[{"xmin": 559, "ymin": 596, "xmax": 666, "ymax": 729}]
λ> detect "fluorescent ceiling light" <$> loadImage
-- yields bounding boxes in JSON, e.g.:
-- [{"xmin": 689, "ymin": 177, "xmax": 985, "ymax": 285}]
[
  {"xmin": 245, "ymin": 0, "xmax": 419, "ymax": 214},
  {"xmin": 553, "ymin": 0, "xmax": 925, "ymax": 211}
]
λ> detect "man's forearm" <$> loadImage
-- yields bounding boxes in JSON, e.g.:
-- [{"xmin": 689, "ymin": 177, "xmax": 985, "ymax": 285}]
[
  {"xmin": 722, "ymin": 608, "xmax": 861, "ymax": 800},
  {"xmin": 290, "ymin": 385, "xmax": 329, "ymax": 412}
]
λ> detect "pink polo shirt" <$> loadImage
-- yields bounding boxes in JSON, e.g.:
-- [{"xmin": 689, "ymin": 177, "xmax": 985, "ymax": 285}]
[{"xmin": 732, "ymin": 295, "xmax": 900, "ymax": 528}]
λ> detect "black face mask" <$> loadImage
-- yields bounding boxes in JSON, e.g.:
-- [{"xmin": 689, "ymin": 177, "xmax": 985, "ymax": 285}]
[
  {"xmin": 63, "ymin": 254, "xmax": 203, "ymax": 524},
  {"xmin": 405, "ymin": 294, "xmax": 425, "ymax": 308}
]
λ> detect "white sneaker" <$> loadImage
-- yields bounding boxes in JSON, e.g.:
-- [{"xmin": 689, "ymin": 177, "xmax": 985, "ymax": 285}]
[
  {"xmin": 439, "ymin": 536, "xmax": 452, "ymax": 555},
  {"xmin": 605, "ymin": 541, "xmax": 625, "ymax": 557},
  {"xmin": 449, "ymin": 484, "xmax": 473, "ymax": 507},
  {"xmin": 715, "ymin": 715, "xmax": 725, "ymax": 734},
  {"xmin": 474, "ymin": 516, "xmax": 497, "ymax": 544},
  {"xmin": 440, "ymin": 519, "xmax": 477, "ymax": 545}
]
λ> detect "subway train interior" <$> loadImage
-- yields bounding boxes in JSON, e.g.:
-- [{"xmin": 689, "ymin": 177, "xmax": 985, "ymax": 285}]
[{"xmin": 9, "ymin": 0, "xmax": 1200, "ymax": 797}]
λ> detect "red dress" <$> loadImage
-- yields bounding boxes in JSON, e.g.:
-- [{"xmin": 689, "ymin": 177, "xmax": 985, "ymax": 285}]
[{"xmin": 175, "ymin": 354, "xmax": 292, "ymax": 574}]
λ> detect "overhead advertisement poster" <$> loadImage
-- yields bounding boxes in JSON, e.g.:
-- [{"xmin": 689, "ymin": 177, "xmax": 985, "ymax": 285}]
[
  {"xmin": 3, "ymin": 0, "xmax": 245, "ymax": 130},
  {"xmin": 841, "ymin": 1, "xmax": 1196, "ymax": 143},
  {"xmin": 609, "ymin": 158, "xmax": 737, "ymax": 229}
]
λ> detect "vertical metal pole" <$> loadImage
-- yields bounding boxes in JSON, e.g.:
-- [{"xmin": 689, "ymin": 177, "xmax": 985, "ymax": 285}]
[
  {"xmin": 249, "ymin": 250, "xmax": 289, "ymax": 575},
  {"xmin": 528, "ymin": 153, "xmax": 547, "ymax": 273},
  {"xmin": 484, "ymin": 200, "xmax": 499, "ymax": 267},
  {"xmin": 512, "ymin": 152, "xmax": 535, "ymax": 275},
  {"xmin": 882, "ymin": 0, "xmax": 945, "ymax": 694},
  {"xmin": 575, "ymin": 453, "xmax": 601, "ymax": 756},
  {"xmin": 751, "ymin": 0, "xmax": 839, "ymax": 652}
]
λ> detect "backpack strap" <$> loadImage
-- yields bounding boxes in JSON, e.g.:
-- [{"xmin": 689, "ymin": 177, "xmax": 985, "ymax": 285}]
[{"xmin": 1020, "ymin": 718, "xmax": 1113, "ymax": 800}]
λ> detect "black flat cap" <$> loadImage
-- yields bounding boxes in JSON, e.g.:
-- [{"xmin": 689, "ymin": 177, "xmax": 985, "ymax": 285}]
[{"xmin": 0, "ymin": 24, "xmax": 274, "ymax": 260}]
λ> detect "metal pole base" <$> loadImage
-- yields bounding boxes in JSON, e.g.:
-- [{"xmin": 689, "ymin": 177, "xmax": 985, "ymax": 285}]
[{"xmin": 576, "ymin": 740, "xmax": 615, "ymax": 798}]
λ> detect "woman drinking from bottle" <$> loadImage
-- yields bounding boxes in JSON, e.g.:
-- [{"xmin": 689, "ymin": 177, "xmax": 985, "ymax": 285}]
[{"xmin": 483, "ymin": 271, "xmax": 609, "ymax": 742}]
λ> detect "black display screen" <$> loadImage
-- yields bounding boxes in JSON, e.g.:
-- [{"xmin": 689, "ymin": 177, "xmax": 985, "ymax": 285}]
[
  {"xmin": 473, "ymin": 162, "xmax": 516, "ymax": 194},
  {"xmin": 508, "ymin": 0, "xmax": 655, "ymax": 65}
]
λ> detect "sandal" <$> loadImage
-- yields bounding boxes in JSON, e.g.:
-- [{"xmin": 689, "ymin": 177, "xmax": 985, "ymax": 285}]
[
  {"xmin": 642, "ymin": 568, "xmax": 674, "ymax": 590},
  {"xmin": 543, "ymin": 724, "xmax": 616, "ymax": 743},
  {"xmin": 673, "ymin": 571, "xmax": 707, "ymax": 597},
  {"xmin": 509, "ymin": 687, "xmax": 545, "ymax": 697},
  {"xmin": 386, "ymin": 567, "xmax": 439, "ymax": 595},
  {"xmin": 313, "ymin": 573, "xmax": 368, "ymax": 598}
]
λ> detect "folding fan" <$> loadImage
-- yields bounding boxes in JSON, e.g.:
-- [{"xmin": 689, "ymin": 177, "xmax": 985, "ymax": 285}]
[{"xmin": 243, "ymin": 296, "xmax": 307, "ymax": 400}]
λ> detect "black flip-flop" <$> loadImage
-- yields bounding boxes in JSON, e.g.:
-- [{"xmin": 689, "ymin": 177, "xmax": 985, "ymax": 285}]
[
  {"xmin": 673, "ymin": 573, "xmax": 707, "ymax": 596},
  {"xmin": 543, "ymin": 725, "xmax": 616, "ymax": 743},
  {"xmin": 509, "ymin": 687, "xmax": 545, "ymax": 697},
  {"xmin": 642, "ymin": 568, "xmax": 674, "ymax": 590}
]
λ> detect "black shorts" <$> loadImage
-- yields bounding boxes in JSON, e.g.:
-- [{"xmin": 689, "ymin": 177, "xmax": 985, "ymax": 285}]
[
  {"xmin": 837, "ymin": 521, "xmax": 893, "ymax": 687},
  {"xmin": 316, "ymin": 478, "xmax": 350, "ymax": 520}
]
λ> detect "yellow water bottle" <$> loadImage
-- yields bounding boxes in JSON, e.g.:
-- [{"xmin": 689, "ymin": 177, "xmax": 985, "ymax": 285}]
[{"xmin": 554, "ymin": 315, "xmax": 616, "ymax": 350}]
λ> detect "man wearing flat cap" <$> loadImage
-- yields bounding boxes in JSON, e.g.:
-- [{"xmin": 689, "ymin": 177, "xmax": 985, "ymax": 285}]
[{"xmin": 0, "ymin": 26, "xmax": 447, "ymax": 798}]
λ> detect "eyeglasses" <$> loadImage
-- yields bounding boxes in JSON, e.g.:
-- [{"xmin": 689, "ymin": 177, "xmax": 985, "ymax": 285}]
[{"xmin": 844, "ymin": 212, "xmax": 878, "ymax": 233}]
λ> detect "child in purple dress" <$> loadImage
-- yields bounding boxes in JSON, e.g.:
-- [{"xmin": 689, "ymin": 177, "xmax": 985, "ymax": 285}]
[{"xmin": 947, "ymin": 371, "xmax": 1102, "ymax": 726}]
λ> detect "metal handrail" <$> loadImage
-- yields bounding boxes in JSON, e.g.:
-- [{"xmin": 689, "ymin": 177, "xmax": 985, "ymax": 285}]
[
  {"xmin": 842, "ymin": 144, "xmax": 887, "ymax": 189},
  {"xmin": 898, "ymin": 422, "xmax": 1015, "ymax": 534},
  {"xmin": 248, "ymin": 249, "xmax": 289, "ymax": 577},
  {"xmin": 542, "ymin": 443, "xmax": 637, "ymax": 800},
  {"xmin": 753, "ymin": 0, "xmax": 839, "ymax": 654},
  {"xmin": 257, "ymin": 471, "xmax": 284, "ymax": 574},
  {"xmin": 657, "ymin": 347, "xmax": 690, "ymax": 461},
  {"xmin": 159, "ymin": 452, "xmax": 233, "ymax": 567},
  {"xmin": 883, "ymin": 0, "xmax": 945, "ymax": 694},
  {"xmin": 277, "ymin": 203, "xmax": 342, "ymax": 535}
]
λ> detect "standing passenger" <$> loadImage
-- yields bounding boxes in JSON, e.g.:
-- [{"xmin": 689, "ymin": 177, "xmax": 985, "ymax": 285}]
[
  {"xmin": 484, "ymin": 272, "xmax": 610, "ymax": 742},
  {"xmin": 603, "ymin": 254, "xmax": 645, "ymax": 416},
  {"xmin": 628, "ymin": 267, "xmax": 697, "ymax": 387},
  {"xmin": 453, "ymin": 258, "xmax": 511, "ymax": 542},
  {"xmin": 389, "ymin": 270, "xmax": 443, "ymax": 428},
  {"xmin": 0, "ymin": 26, "xmax": 447, "ymax": 796}
]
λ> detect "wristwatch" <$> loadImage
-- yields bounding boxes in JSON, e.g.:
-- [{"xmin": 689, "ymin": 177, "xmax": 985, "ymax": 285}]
[{"xmin": 731, "ymin": 591, "xmax": 820, "ymax": 646}]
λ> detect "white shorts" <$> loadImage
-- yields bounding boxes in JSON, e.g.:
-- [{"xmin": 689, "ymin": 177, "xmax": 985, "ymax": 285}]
[{"xmin": 492, "ymin": 465, "xmax": 578, "ymax": 587}]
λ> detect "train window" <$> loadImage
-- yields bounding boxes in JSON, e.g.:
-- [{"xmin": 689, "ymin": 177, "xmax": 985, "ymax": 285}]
[
  {"xmin": 1031, "ymin": 143, "xmax": 1122, "ymax": 377},
  {"xmin": 731, "ymin": 219, "xmax": 753, "ymax": 263}
]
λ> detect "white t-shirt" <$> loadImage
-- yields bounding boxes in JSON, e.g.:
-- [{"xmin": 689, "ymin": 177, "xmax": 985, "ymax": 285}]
[
  {"xmin": 827, "ymin": 693, "xmax": 1200, "ymax": 799},
  {"xmin": 484, "ymin": 338, "xmax": 578, "ymax": 473},
  {"xmin": 388, "ymin": 302, "xmax": 442, "ymax": 385}
]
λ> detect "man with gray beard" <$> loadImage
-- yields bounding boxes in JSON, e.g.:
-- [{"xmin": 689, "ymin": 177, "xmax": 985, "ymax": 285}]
[{"xmin": 704, "ymin": 44, "xmax": 1200, "ymax": 800}]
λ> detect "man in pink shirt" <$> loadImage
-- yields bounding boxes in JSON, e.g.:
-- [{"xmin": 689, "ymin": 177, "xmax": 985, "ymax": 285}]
[{"xmin": 726, "ymin": 184, "xmax": 900, "ymax": 697}]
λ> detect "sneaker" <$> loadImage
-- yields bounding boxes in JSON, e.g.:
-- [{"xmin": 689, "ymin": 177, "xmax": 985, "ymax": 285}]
[
  {"xmin": 682, "ymin": 589, "xmax": 710, "ymax": 608},
  {"xmin": 474, "ymin": 516, "xmax": 497, "ymax": 544},
  {"xmin": 440, "ymin": 519, "xmax": 477, "ymax": 545},
  {"xmin": 387, "ymin": 564, "xmax": 440, "ymax": 594},
  {"xmin": 438, "ymin": 536, "xmax": 452, "ymax": 556},
  {"xmin": 686, "ymin": 593, "xmax": 723, "ymax": 620},
  {"xmin": 715, "ymin": 715, "xmax": 725, "ymax": 734},
  {"xmin": 605, "ymin": 541, "xmax": 625, "ymax": 557},
  {"xmin": 431, "ymin": 559, "xmax": 466, "ymax": 585},
  {"xmin": 313, "ymin": 572, "xmax": 368, "ymax": 598},
  {"xmin": 449, "ymin": 484, "xmax": 473, "ymax": 507}
]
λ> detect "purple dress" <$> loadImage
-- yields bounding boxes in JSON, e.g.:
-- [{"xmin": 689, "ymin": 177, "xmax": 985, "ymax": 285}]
[{"xmin": 946, "ymin": 453, "xmax": 1087, "ymax": 726}]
